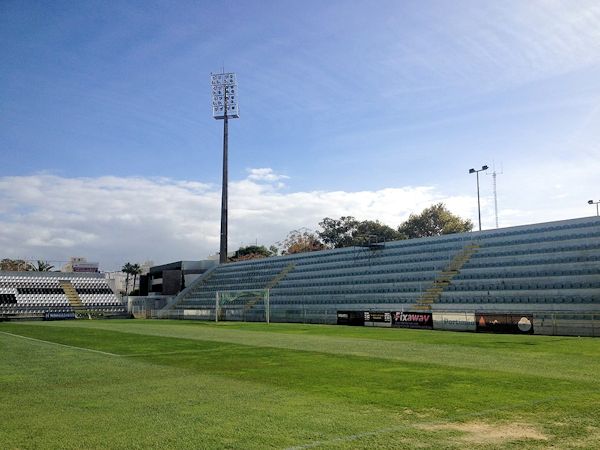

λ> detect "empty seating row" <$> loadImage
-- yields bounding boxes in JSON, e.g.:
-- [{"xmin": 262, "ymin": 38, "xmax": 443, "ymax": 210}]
[
  {"xmin": 0, "ymin": 272, "xmax": 126, "ymax": 317},
  {"xmin": 168, "ymin": 216, "xmax": 600, "ymax": 320}
]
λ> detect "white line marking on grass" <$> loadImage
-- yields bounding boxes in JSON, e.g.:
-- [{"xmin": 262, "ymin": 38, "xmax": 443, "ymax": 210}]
[
  {"xmin": 122, "ymin": 347, "xmax": 226, "ymax": 357},
  {"xmin": 123, "ymin": 350, "xmax": 199, "ymax": 357},
  {"xmin": 0, "ymin": 333, "xmax": 217, "ymax": 358},
  {"xmin": 0, "ymin": 331, "xmax": 121, "ymax": 357},
  {"xmin": 285, "ymin": 395, "xmax": 566, "ymax": 449}
]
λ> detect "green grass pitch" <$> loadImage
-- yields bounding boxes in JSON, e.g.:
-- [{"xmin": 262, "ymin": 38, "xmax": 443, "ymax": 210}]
[{"xmin": 1, "ymin": 320, "xmax": 600, "ymax": 449}]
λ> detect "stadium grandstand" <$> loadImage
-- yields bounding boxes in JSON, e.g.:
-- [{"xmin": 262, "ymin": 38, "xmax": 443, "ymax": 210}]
[
  {"xmin": 158, "ymin": 216, "xmax": 600, "ymax": 336},
  {"xmin": 0, "ymin": 272, "xmax": 128, "ymax": 320}
]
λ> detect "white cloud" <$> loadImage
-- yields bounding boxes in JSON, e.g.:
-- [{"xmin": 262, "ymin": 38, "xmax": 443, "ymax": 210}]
[
  {"xmin": 0, "ymin": 170, "xmax": 474, "ymax": 271},
  {"xmin": 1, "ymin": 159, "xmax": 597, "ymax": 271},
  {"xmin": 246, "ymin": 167, "xmax": 290, "ymax": 183}
]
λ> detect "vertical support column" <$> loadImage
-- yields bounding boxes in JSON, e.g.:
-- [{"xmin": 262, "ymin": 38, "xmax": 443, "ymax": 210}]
[
  {"xmin": 219, "ymin": 113, "xmax": 229, "ymax": 264},
  {"xmin": 265, "ymin": 290, "xmax": 270, "ymax": 325},
  {"xmin": 215, "ymin": 292, "xmax": 219, "ymax": 323}
]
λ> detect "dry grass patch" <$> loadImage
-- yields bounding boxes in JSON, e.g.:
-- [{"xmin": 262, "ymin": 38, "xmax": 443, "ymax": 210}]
[{"xmin": 418, "ymin": 421, "xmax": 548, "ymax": 444}]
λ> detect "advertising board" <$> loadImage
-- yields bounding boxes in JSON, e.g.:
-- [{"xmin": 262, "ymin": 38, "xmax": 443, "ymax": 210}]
[
  {"xmin": 392, "ymin": 311, "xmax": 433, "ymax": 329},
  {"xmin": 183, "ymin": 309, "xmax": 211, "ymax": 317},
  {"xmin": 364, "ymin": 311, "xmax": 392, "ymax": 327},
  {"xmin": 44, "ymin": 311, "xmax": 76, "ymax": 321},
  {"xmin": 476, "ymin": 314, "xmax": 534, "ymax": 334},
  {"xmin": 432, "ymin": 312, "xmax": 476, "ymax": 331},
  {"xmin": 337, "ymin": 310, "xmax": 365, "ymax": 326}
]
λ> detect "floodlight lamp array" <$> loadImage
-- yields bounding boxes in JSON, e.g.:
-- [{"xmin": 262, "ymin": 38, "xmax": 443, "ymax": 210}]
[{"xmin": 211, "ymin": 72, "xmax": 239, "ymax": 119}]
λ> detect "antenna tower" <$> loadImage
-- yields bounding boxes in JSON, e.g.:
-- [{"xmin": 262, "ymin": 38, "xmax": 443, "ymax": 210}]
[{"xmin": 488, "ymin": 163, "xmax": 503, "ymax": 228}]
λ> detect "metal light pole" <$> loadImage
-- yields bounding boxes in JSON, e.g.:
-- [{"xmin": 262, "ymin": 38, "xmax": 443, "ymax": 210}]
[
  {"xmin": 588, "ymin": 200, "xmax": 600, "ymax": 217},
  {"xmin": 220, "ymin": 107, "xmax": 229, "ymax": 264},
  {"xmin": 211, "ymin": 72, "xmax": 239, "ymax": 264},
  {"xmin": 469, "ymin": 165, "xmax": 488, "ymax": 231}
]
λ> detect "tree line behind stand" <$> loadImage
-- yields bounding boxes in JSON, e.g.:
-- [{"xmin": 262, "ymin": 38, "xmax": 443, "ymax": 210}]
[
  {"xmin": 231, "ymin": 203, "xmax": 473, "ymax": 262},
  {"xmin": 0, "ymin": 259, "xmax": 55, "ymax": 271}
]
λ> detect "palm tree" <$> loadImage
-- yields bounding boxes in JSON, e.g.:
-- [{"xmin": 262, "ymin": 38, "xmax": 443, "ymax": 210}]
[
  {"xmin": 131, "ymin": 263, "xmax": 142, "ymax": 295},
  {"xmin": 121, "ymin": 262, "xmax": 135, "ymax": 295},
  {"xmin": 31, "ymin": 260, "xmax": 55, "ymax": 271}
]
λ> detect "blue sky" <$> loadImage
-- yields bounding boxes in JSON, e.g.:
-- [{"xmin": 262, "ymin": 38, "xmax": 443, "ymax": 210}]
[{"xmin": 1, "ymin": 1, "xmax": 600, "ymax": 269}]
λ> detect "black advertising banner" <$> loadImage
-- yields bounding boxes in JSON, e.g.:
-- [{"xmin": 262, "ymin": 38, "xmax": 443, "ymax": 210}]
[
  {"xmin": 44, "ymin": 311, "xmax": 76, "ymax": 321},
  {"xmin": 476, "ymin": 314, "xmax": 534, "ymax": 334},
  {"xmin": 337, "ymin": 310, "xmax": 365, "ymax": 326},
  {"xmin": 392, "ymin": 311, "xmax": 433, "ymax": 329},
  {"xmin": 364, "ymin": 311, "xmax": 392, "ymax": 327}
]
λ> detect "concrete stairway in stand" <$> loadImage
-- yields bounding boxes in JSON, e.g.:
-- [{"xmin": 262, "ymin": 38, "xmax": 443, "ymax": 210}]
[
  {"xmin": 59, "ymin": 280, "xmax": 87, "ymax": 316},
  {"xmin": 413, "ymin": 242, "xmax": 480, "ymax": 311},
  {"xmin": 244, "ymin": 263, "xmax": 295, "ymax": 312}
]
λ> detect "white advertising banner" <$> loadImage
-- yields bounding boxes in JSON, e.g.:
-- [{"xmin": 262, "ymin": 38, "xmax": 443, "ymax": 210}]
[
  {"xmin": 433, "ymin": 312, "xmax": 476, "ymax": 331},
  {"xmin": 183, "ymin": 309, "xmax": 211, "ymax": 317}
]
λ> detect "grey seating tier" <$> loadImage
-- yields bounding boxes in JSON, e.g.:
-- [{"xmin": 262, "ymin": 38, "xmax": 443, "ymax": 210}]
[{"xmin": 165, "ymin": 216, "xmax": 600, "ymax": 322}]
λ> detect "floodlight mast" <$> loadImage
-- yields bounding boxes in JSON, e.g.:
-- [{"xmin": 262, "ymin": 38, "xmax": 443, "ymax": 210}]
[
  {"xmin": 211, "ymin": 72, "xmax": 239, "ymax": 264},
  {"xmin": 220, "ymin": 90, "xmax": 229, "ymax": 264},
  {"xmin": 469, "ymin": 165, "xmax": 488, "ymax": 231}
]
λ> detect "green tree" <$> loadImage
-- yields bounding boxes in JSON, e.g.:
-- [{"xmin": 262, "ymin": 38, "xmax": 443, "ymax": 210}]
[
  {"xmin": 318, "ymin": 217, "xmax": 403, "ymax": 248},
  {"xmin": 121, "ymin": 262, "xmax": 135, "ymax": 294},
  {"xmin": 230, "ymin": 245, "xmax": 273, "ymax": 261},
  {"xmin": 31, "ymin": 260, "xmax": 55, "ymax": 271},
  {"xmin": 131, "ymin": 263, "xmax": 142, "ymax": 295},
  {"xmin": 398, "ymin": 203, "xmax": 473, "ymax": 238},
  {"xmin": 317, "ymin": 216, "xmax": 360, "ymax": 248},
  {"xmin": 355, "ymin": 220, "xmax": 405, "ymax": 244},
  {"xmin": 279, "ymin": 229, "xmax": 326, "ymax": 255},
  {"xmin": 0, "ymin": 258, "xmax": 32, "ymax": 271}
]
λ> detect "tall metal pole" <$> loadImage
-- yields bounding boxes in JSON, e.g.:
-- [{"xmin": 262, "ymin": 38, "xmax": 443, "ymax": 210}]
[
  {"xmin": 476, "ymin": 171, "xmax": 482, "ymax": 231},
  {"xmin": 470, "ymin": 165, "xmax": 488, "ymax": 232},
  {"xmin": 219, "ymin": 87, "xmax": 229, "ymax": 264},
  {"xmin": 212, "ymin": 71, "xmax": 238, "ymax": 264},
  {"xmin": 492, "ymin": 171, "xmax": 498, "ymax": 228}
]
